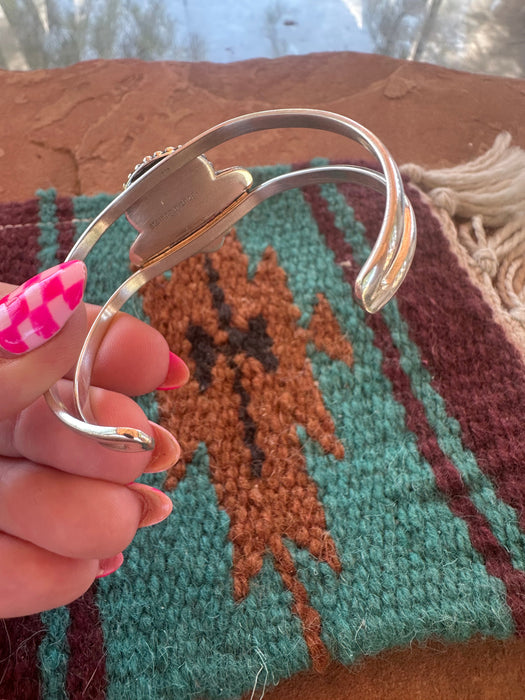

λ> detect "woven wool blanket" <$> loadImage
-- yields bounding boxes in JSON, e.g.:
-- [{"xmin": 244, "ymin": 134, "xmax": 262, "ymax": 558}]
[{"xmin": 1, "ymin": 146, "xmax": 525, "ymax": 699}]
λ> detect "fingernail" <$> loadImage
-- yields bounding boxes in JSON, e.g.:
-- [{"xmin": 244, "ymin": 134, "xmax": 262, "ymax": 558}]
[
  {"xmin": 96, "ymin": 552, "xmax": 124, "ymax": 578},
  {"xmin": 0, "ymin": 260, "xmax": 87, "ymax": 355},
  {"xmin": 127, "ymin": 482, "xmax": 173, "ymax": 527},
  {"xmin": 144, "ymin": 421, "xmax": 181, "ymax": 473},
  {"xmin": 157, "ymin": 351, "xmax": 190, "ymax": 390}
]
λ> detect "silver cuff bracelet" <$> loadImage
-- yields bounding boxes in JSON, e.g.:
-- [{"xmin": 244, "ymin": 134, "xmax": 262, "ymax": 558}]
[{"xmin": 45, "ymin": 108, "xmax": 416, "ymax": 452}]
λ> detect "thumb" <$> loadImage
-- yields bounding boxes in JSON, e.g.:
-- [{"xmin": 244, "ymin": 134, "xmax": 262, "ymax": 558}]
[{"xmin": 0, "ymin": 261, "xmax": 88, "ymax": 419}]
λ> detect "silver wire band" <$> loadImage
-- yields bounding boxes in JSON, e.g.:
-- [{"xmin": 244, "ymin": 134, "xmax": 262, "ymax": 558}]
[{"xmin": 45, "ymin": 109, "xmax": 416, "ymax": 452}]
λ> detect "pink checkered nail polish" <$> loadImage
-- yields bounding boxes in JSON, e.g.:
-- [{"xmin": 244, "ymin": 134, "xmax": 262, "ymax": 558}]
[{"xmin": 0, "ymin": 260, "xmax": 87, "ymax": 355}]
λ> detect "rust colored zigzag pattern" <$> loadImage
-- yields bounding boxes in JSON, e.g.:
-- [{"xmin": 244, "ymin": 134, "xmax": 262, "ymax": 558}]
[{"xmin": 141, "ymin": 233, "xmax": 353, "ymax": 670}]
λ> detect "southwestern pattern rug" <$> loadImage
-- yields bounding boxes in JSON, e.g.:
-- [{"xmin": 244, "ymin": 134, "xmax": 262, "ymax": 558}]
[{"xmin": 1, "ymin": 139, "xmax": 525, "ymax": 699}]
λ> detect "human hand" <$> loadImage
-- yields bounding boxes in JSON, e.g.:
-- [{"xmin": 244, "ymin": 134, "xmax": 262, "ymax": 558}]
[{"xmin": 0, "ymin": 261, "xmax": 189, "ymax": 618}]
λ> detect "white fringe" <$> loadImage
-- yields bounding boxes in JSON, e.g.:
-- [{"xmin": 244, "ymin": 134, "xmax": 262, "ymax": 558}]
[{"xmin": 401, "ymin": 134, "xmax": 525, "ymax": 325}]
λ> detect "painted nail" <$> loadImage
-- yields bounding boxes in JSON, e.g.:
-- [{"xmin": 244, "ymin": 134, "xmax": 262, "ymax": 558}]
[
  {"xmin": 0, "ymin": 260, "xmax": 87, "ymax": 355},
  {"xmin": 127, "ymin": 482, "xmax": 173, "ymax": 527},
  {"xmin": 157, "ymin": 351, "xmax": 190, "ymax": 390},
  {"xmin": 144, "ymin": 421, "xmax": 181, "ymax": 473},
  {"xmin": 96, "ymin": 552, "xmax": 124, "ymax": 578}
]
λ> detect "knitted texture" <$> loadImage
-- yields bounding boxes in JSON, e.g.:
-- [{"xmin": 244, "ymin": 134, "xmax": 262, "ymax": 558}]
[{"xmin": 1, "ymin": 165, "xmax": 525, "ymax": 699}]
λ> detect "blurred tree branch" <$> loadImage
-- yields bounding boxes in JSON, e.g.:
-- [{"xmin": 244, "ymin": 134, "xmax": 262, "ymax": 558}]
[
  {"xmin": 363, "ymin": 0, "xmax": 523, "ymax": 77},
  {"xmin": 0, "ymin": 0, "xmax": 207, "ymax": 69}
]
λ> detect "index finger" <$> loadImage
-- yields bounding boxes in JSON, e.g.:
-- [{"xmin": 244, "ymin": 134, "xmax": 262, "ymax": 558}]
[{"xmin": 0, "ymin": 271, "xmax": 87, "ymax": 420}]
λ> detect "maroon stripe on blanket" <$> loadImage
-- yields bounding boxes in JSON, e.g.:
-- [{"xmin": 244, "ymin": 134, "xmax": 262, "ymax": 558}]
[
  {"xmin": 0, "ymin": 615, "xmax": 45, "ymax": 699},
  {"xmin": 55, "ymin": 196, "xmax": 77, "ymax": 263},
  {"xmin": 302, "ymin": 183, "xmax": 525, "ymax": 634},
  {"xmin": 57, "ymin": 193, "xmax": 108, "ymax": 698},
  {"xmin": 371, "ymin": 308, "xmax": 525, "ymax": 633},
  {"xmin": 65, "ymin": 585, "xmax": 107, "ymax": 700},
  {"xmin": 341, "ymin": 181, "xmax": 525, "ymax": 531},
  {"xmin": 0, "ymin": 199, "xmax": 41, "ymax": 285}
]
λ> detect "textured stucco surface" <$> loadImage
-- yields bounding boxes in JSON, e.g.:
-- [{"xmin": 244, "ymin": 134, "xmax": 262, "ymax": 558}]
[{"xmin": 1, "ymin": 52, "xmax": 524, "ymax": 201}]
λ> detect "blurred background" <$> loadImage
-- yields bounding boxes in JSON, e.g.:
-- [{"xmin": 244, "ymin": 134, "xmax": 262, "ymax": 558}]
[{"xmin": 0, "ymin": 0, "xmax": 523, "ymax": 77}]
